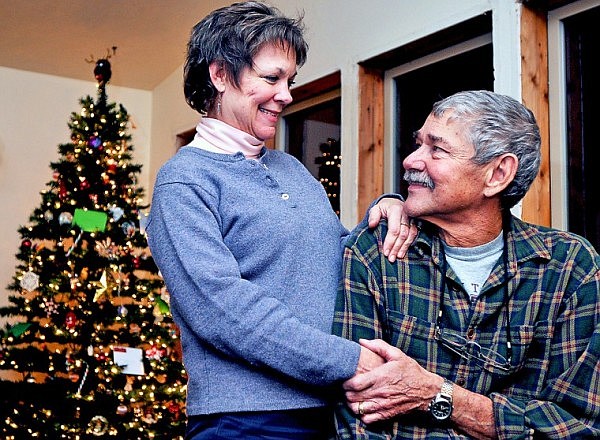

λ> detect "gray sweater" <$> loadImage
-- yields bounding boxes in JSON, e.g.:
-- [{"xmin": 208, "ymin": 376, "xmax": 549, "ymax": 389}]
[{"xmin": 147, "ymin": 146, "xmax": 361, "ymax": 416}]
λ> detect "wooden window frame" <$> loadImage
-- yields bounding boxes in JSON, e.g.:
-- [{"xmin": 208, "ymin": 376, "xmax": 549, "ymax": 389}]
[{"xmin": 356, "ymin": 10, "xmax": 550, "ymax": 225}]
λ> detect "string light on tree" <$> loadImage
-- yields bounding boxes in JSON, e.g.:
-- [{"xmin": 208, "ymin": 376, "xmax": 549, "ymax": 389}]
[
  {"xmin": 314, "ymin": 138, "xmax": 341, "ymax": 216},
  {"xmin": 0, "ymin": 52, "xmax": 187, "ymax": 438}
]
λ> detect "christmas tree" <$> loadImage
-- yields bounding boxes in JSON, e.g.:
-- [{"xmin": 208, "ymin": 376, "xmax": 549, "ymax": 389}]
[
  {"xmin": 315, "ymin": 138, "xmax": 341, "ymax": 216},
  {"xmin": 0, "ymin": 58, "xmax": 187, "ymax": 439}
]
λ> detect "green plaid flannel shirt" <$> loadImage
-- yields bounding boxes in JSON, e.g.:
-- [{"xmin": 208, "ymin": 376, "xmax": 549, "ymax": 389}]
[{"xmin": 333, "ymin": 215, "xmax": 600, "ymax": 439}]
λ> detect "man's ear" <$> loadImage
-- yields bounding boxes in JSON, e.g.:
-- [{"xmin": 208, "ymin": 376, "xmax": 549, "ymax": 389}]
[
  {"xmin": 483, "ymin": 153, "xmax": 519, "ymax": 198},
  {"xmin": 208, "ymin": 61, "xmax": 227, "ymax": 93}
]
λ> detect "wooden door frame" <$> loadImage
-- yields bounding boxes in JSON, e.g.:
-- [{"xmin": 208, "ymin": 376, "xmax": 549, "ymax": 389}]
[{"xmin": 356, "ymin": 8, "xmax": 550, "ymax": 225}]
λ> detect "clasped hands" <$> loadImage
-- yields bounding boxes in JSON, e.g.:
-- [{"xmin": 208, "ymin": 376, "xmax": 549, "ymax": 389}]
[{"xmin": 350, "ymin": 339, "xmax": 442, "ymax": 424}]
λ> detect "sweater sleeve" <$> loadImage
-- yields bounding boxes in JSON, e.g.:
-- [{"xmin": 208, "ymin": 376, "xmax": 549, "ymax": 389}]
[{"xmin": 147, "ymin": 179, "xmax": 360, "ymax": 387}]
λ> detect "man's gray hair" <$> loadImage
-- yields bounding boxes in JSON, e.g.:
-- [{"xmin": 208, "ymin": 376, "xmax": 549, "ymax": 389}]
[{"xmin": 432, "ymin": 90, "xmax": 541, "ymax": 209}]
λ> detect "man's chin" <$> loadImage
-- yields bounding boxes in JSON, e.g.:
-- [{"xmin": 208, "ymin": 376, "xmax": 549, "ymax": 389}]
[{"xmin": 403, "ymin": 200, "xmax": 420, "ymax": 219}]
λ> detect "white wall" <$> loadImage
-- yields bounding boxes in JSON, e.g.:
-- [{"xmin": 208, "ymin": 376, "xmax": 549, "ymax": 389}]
[
  {"xmin": 0, "ymin": 66, "xmax": 151, "ymax": 309},
  {"xmin": 148, "ymin": 66, "xmax": 198, "ymax": 200}
]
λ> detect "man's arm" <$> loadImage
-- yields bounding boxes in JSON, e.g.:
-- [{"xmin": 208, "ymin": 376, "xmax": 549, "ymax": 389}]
[{"xmin": 344, "ymin": 339, "xmax": 497, "ymax": 440}]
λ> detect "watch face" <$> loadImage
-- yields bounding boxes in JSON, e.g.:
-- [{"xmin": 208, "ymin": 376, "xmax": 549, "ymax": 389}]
[{"xmin": 431, "ymin": 400, "xmax": 452, "ymax": 420}]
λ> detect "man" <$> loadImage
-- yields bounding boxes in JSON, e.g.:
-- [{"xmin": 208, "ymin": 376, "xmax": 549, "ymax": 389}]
[{"xmin": 333, "ymin": 90, "xmax": 600, "ymax": 439}]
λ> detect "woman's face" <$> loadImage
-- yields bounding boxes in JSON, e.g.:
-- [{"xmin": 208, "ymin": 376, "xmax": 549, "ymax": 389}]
[{"xmin": 217, "ymin": 43, "xmax": 297, "ymax": 141}]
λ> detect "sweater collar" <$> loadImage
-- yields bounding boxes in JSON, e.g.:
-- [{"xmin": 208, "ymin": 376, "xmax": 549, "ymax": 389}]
[{"xmin": 189, "ymin": 117, "xmax": 264, "ymax": 159}]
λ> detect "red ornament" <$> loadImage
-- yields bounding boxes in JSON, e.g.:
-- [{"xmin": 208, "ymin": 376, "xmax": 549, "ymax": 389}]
[
  {"xmin": 65, "ymin": 311, "xmax": 77, "ymax": 329},
  {"xmin": 21, "ymin": 239, "xmax": 32, "ymax": 249},
  {"xmin": 59, "ymin": 181, "xmax": 68, "ymax": 199},
  {"xmin": 106, "ymin": 159, "xmax": 117, "ymax": 174},
  {"xmin": 132, "ymin": 257, "xmax": 141, "ymax": 269},
  {"xmin": 79, "ymin": 179, "xmax": 90, "ymax": 190}
]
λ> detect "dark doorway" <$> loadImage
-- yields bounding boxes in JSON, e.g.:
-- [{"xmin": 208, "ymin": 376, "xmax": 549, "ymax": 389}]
[{"xmin": 564, "ymin": 6, "xmax": 600, "ymax": 250}]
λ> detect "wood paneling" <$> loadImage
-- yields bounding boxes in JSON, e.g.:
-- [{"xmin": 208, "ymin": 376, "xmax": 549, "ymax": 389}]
[
  {"xmin": 520, "ymin": 5, "xmax": 551, "ymax": 226},
  {"xmin": 357, "ymin": 66, "xmax": 385, "ymax": 217},
  {"xmin": 291, "ymin": 71, "xmax": 341, "ymax": 104}
]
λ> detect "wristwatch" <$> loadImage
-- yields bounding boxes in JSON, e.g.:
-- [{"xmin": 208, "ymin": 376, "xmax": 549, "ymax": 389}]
[{"xmin": 429, "ymin": 379, "xmax": 454, "ymax": 421}]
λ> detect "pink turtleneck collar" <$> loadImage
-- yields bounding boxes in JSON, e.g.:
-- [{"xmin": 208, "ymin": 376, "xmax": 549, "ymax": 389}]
[{"xmin": 188, "ymin": 117, "xmax": 264, "ymax": 159}]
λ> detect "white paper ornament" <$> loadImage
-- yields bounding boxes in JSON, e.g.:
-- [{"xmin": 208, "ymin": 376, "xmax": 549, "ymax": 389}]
[
  {"xmin": 20, "ymin": 271, "xmax": 40, "ymax": 292},
  {"xmin": 59, "ymin": 211, "xmax": 73, "ymax": 225},
  {"xmin": 109, "ymin": 205, "xmax": 124, "ymax": 221}
]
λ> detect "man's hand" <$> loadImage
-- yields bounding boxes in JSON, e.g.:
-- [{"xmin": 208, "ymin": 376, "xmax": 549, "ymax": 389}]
[
  {"xmin": 355, "ymin": 345, "xmax": 385, "ymax": 375},
  {"xmin": 346, "ymin": 339, "xmax": 497, "ymax": 439},
  {"xmin": 369, "ymin": 198, "xmax": 418, "ymax": 262},
  {"xmin": 344, "ymin": 339, "xmax": 442, "ymax": 424}
]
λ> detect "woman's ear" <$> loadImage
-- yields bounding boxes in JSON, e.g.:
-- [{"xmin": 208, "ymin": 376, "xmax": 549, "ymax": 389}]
[
  {"xmin": 483, "ymin": 153, "xmax": 519, "ymax": 198},
  {"xmin": 208, "ymin": 61, "xmax": 227, "ymax": 93}
]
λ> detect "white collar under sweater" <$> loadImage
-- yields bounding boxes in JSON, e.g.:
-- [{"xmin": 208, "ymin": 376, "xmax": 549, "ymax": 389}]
[{"xmin": 188, "ymin": 117, "xmax": 264, "ymax": 159}]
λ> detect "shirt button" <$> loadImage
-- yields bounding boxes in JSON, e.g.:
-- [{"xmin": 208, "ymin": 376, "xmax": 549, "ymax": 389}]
[
  {"xmin": 466, "ymin": 328, "xmax": 476, "ymax": 340},
  {"xmin": 281, "ymin": 193, "xmax": 290, "ymax": 200}
]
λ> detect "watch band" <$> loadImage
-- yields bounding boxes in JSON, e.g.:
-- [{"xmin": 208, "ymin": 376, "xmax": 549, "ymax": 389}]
[
  {"xmin": 428, "ymin": 378, "xmax": 454, "ymax": 421},
  {"xmin": 440, "ymin": 379, "xmax": 454, "ymax": 399}
]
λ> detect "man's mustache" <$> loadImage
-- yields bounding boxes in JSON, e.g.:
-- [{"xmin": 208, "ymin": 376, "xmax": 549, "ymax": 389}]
[{"xmin": 403, "ymin": 170, "xmax": 435, "ymax": 189}]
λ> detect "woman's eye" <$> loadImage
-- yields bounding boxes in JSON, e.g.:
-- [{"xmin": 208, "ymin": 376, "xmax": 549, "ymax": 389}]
[
  {"xmin": 288, "ymin": 79, "xmax": 296, "ymax": 87},
  {"xmin": 264, "ymin": 76, "xmax": 278, "ymax": 83}
]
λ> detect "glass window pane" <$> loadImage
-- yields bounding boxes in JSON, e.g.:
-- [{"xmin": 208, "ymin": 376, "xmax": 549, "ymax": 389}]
[{"xmin": 284, "ymin": 98, "xmax": 341, "ymax": 215}]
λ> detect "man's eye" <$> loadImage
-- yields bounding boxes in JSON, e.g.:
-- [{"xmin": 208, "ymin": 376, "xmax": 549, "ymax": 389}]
[
  {"xmin": 288, "ymin": 79, "xmax": 296, "ymax": 87},
  {"xmin": 264, "ymin": 76, "xmax": 278, "ymax": 83}
]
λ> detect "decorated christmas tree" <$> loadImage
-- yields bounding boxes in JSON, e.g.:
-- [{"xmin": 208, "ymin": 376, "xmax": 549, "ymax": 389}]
[
  {"xmin": 315, "ymin": 138, "xmax": 341, "ymax": 216},
  {"xmin": 0, "ymin": 58, "xmax": 187, "ymax": 439}
]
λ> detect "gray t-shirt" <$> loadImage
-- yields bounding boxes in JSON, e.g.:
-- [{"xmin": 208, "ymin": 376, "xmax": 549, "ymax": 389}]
[{"xmin": 443, "ymin": 231, "xmax": 504, "ymax": 300}]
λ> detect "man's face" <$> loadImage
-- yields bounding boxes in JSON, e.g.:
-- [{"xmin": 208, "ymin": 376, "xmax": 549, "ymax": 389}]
[{"xmin": 402, "ymin": 112, "xmax": 490, "ymax": 225}]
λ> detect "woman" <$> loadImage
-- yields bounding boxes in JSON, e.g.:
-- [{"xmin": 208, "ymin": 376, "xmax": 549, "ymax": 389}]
[{"xmin": 147, "ymin": 2, "xmax": 413, "ymax": 439}]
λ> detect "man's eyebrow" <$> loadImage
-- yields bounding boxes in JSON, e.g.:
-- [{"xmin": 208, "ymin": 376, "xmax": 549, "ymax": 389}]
[
  {"xmin": 428, "ymin": 134, "xmax": 450, "ymax": 146},
  {"xmin": 413, "ymin": 131, "xmax": 450, "ymax": 147}
]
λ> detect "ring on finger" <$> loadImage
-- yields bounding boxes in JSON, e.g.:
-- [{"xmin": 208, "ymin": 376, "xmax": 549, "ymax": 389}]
[{"xmin": 357, "ymin": 401, "xmax": 364, "ymax": 416}]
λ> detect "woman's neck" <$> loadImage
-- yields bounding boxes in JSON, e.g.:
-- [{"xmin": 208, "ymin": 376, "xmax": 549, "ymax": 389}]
[{"xmin": 189, "ymin": 117, "xmax": 264, "ymax": 159}]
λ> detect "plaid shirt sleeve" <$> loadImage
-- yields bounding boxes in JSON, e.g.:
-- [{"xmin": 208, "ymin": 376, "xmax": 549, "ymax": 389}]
[
  {"xmin": 491, "ymin": 236, "xmax": 600, "ymax": 439},
  {"xmin": 332, "ymin": 228, "xmax": 393, "ymax": 440}
]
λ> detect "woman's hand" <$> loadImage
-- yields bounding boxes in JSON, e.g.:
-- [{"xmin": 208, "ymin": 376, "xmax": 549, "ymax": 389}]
[{"xmin": 369, "ymin": 198, "xmax": 418, "ymax": 262}]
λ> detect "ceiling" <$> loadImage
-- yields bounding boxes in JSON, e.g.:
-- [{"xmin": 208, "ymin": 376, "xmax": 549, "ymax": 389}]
[{"xmin": 0, "ymin": 0, "xmax": 233, "ymax": 90}]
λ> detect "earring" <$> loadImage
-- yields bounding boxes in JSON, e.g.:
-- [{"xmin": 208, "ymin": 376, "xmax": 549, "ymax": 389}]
[{"xmin": 216, "ymin": 94, "xmax": 222, "ymax": 116}]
